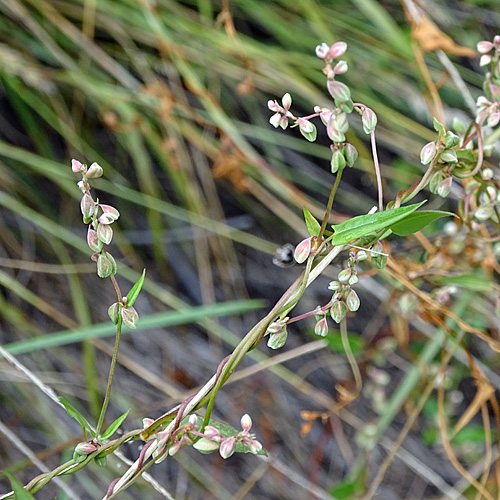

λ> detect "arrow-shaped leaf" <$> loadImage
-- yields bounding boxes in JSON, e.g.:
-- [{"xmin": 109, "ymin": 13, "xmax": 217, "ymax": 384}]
[
  {"xmin": 390, "ymin": 210, "xmax": 456, "ymax": 236},
  {"xmin": 303, "ymin": 207, "xmax": 321, "ymax": 237},
  {"xmin": 126, "ymin": 269, "xmax": 146, "ymax": 307}
]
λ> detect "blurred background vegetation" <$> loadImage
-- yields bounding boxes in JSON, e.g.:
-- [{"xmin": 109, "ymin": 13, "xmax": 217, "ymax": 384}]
[{"xmin": 0, "ymin": 0, "xmax": 499, "ymax": 499}]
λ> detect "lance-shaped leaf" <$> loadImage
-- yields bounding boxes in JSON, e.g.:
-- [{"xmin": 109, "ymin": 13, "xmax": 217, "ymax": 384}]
[
  {"xmin": 389, "ymin": 210, "xmax": 456, "ymax": 236},
  {"xmin": 6, "ymin": 473, "xmax": 36, "ymax": 500},
  {"xmin": 303, "ymin": 207, "xmax": 321, "ymax": 237},
  {"xmin": 330, "ymin": 201, "xmax": 426, "ymax": 246},
  {"xmin": 126, "ymin": 269, "xmax": 146, "ymax": 307},
  {"xmin": 59, "ymin": 396, "xmax": 95, "ymax": 437},
  {"xmin": 100, "ymin": 410, "xmax": 130, "ymax": 440}
]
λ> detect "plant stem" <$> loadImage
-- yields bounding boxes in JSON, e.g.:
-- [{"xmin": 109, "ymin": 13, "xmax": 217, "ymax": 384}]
[
  {"xmin": 95, "ymin": 320, "xmax": 122, "ymax": 438},
  {"xmin": 318, "ymin": 168, "xmax": 343, "ymax": 241}
]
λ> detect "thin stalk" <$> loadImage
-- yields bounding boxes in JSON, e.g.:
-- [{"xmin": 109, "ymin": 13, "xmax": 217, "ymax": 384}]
[{"xmin": 318, "ymin": 168, "xmax": 343, "ymax": 241}]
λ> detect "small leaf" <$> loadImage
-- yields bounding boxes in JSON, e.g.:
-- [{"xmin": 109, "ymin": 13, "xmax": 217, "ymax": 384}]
[
  {"xmin": 126, "ymin": 269, "xmax": 146, "ymax": 307},
  {"xmin": 94, "ymin": 455, "xmax": 107, "ymax": 467},
  {"xmin": 389, "ymin": 210, "xmax": 456, "ymax": 236},
  {"xmin": 59, "ymin": 396, "xmax": 93, "ymax": 435},
  {"xmin": 434, "ymin": 273, "xmax": 492, "ymax": 292},
  {"xmin": 303, "ymin": 207, "xmax": 321, "ymax": 237},
  {"xmin": 6, "ymin": 473, "xmax": 36, "ymax": 500},
  {"xmin": 100, "ymin": 410, "xmax": 130, "ymax": 440},
  {"xmin": 330, "ymin": 201, "xmax": 426, "ymax": 246},
  {"xmin": 432, "ymin": 117, "xmax": 446, "ymax": 136}
]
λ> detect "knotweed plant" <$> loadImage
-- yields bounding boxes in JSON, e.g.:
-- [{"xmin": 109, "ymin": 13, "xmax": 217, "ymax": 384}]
[{"xmin": 3, "ymin": 35, "xmax": 500, "ymax": 499}]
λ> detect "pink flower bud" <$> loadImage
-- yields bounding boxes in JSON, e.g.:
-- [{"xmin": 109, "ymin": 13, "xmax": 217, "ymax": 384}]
[
  {"xmin": 241, "ymin": 414, "xmax": 252, "ymax": 432},
  {"xmin": 188, "ymin": 415, "xmax": 198, "ymax": 428},
  {"xmin": 219, "ymin": 436, "xmax": 237, "ymax": 459},
  {"xmin": 142, "ymin": 418, "xmax": 154, "ymax": 428},
  {"xmin": 477, "ymin": 41, "xmax": 494, "ymax": 53},
  {"xmin": 203, "ymin": 426, "xmax": 221, "ymax": 440},
  {"xmin": 97, "ymin": 223, "xmax": 113, "ymax": 245},
  {"xmin": 329, "ymin": 41, "xmax": 347, "ymax": 59},
  {"xmin": 420, "ymin": 141, "xmax": 437, "ymax": 165},
  {"xmin": 346, "ymin": 289, "xmax": 360, "ymax": 312},
  {"xmin": 436, "ymin": 176, "xmax": 453, "ymax": 198},
  {"xmin": 97, "ymin": 251, "xmax": 117, "ymax": 278},
  {"xmin": 121, "ymin": 306, "xmax": 139, "ymax": 329},
  {"xmin": 361, "ymin": 107, "xmax": 377, "ymax": 134},
  {"xmin": 80, "ymin": 193, "xmax": 96, "ymax": 222},
  {"xmin": 327, "ymin": 80, "xmax": 351, "ymax": 103},
  {"xmin": 267, "ymin": 100, "xmax": 280, "ymax": 112},
  {"xmin": 330, "ymin": 150, "xmax": 346, "ymax": 173},
  {"xmin": 489, "ymin": 83, "xmax": 500, "ymax": 101},
  {"xmin": 193, "ymin": 437, "xmax": 220, "ymax": 452},
  {"xmin": 75, "ymin": 441, "xmax": 99, "ymax": 455},
  {"xmin": 281, "ymin": 93, "xmax": 292, "ymax": 111},
  {"xmin": 314, "ymin": 317, "xmax": 328, "ymax": 337},
  {"xmin": 249, "ymin": 439, "xmax": 263, "ymax": 454},
  {"xmin": 480, "ymin": 54, "xmax": 492, "ymax": 66},
  {"xmin": 343, "ymin": 143, "xmax": 358, "ymax": 167},
  {"xmin": 333, "ymin": 60, "xmax": 348, "ymax": 74},
  {"xmin": 71, "ymin": 159, "xmax": 84, "ymax": 173},
  {"xmin": 294, "ymin": 236, "xmax": 312, "ymax": 264},
  {"xmin": 315, "ymin": 42, "xmax": 330, "ymax": 59},
  {"xmin": 86, "ymin": 162, "xmax": 103, "ymax": 179},
  {"xmin": 488, "ymin": 112, "xmax": 500, "ymax": 127},
  {"xmin": 99, "ymin": 204, "xmax": 120, "ymax": 219},
  {"xmin": 87, "ymin": 226, "xmax": 103, "ymax": 252},
  {"xmin": 494, "ymin": 35, "xmax": 500, "ymax": 46},
  {"xmin": 297, "ymin": 118, "xmax": 317, "ymax": 142},
  {"xmin": 330, "ymin": 300, "xmax": 347, "ymax": 323},
  {"xmin": 269, "ymin": 112, "xmax": 282, "ymax": 128},
  {"xmin": 98, "ymin": 213, "xmax": 117, "ymax": 225}
]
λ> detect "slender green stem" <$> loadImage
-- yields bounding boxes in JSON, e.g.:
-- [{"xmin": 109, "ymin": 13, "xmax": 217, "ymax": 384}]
[
  {"xmin": 340, "ymin": 318, "xmax": 362, "ymax": 395},
  {"xmin": 95, "ymin": 319, "xmax": 122, "ymax": 438},
  {"xmin": 318, "ymin": 168, "xmax": 343, "ymax": 241}
]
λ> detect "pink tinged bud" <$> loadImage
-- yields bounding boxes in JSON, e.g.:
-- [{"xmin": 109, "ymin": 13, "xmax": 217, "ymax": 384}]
[
  {"xmin": 333, "ymin": 60, "xmax": 348, "ymax": 74},
  {"xmin": 477, "ymin": 41, "xmax": 494, "ymax": 53},
  {"xmin": 297, "ymin": 118, "xmax": 317, "ymax": 142},
  {"xmin": 346, "ymin": 289, "xmax": 360, "ymax": 312},
  {"xmin": 343, "ymin": 143, "xmax": 358, "ymax": 167},
  {"xmin": 338, "ymin": 268, "xmax": 351, "ymax": 283},
  {"xmin": 331, "ymin": 150, "xmax": 346, "ymax": 174},
  {"xmin": 80, "ymin": 193, "xmax": 96, "ymax": 222},
  {"xmin": 71, "ymin": 159, "xmax": 84, "ymax": 173},
  {"xmin": 97, "ymin": 223, "xmax": 113, "ymax": 245},
  {"xmin": 267, "ymin": 100, "xmax": 280, "ymax": 112},
  {"xmin": 331, "ymin": 300, "xmax": 347, "ymax": 324},
  {"xmin": 279, "ymin": 115, "xmax": 289, "ymax": 130},
  {"xmin": 86, "ymin": 162, "xmax": 103, "ymax": 178},
  {"xmin": 75, "ymin": 441, "xmax": 98, "ymax": 455},
  {"xmin": 193, "ymin": 437, "xmax": 220, "ymax": 453},
  {"xmin": 121, "ymin": 306, "xmax": 139, "ymax": 329},
  {"xmin": 328, "ymin": 280, "xmax": 341, "ymax": 291},
  {"xmin": 108, "ymin": 302, "xmax": 121, "ymax": 324},
  {"xmin": 241, "ymin": 414, "xmax": 252, "ymax": 432},
  {"xmin": 489, "ymin": 83, "xmax": 500, "ymax": 101},
  {"xmin": 361, "ymin": 107, "xmax": 377, "ymax": 134},
  {"xmin": 142, "ymin": 418, "xmax": 154, "ymax": 428},
  {"xmin": 370, "ymin": 241, "xmax": 387, "ymax": 270},
  {"xmin": 203, "ymin": 426, "xmax": 221, "ymax": 440},
  {"xmin": 77, "ymin": 180, "xmax": 85, "ymax": 192},
  {"xmin": 249, "ymin": 439, "xmax": 263, "ymax": 454},
  {"xmin": 315, "ymin": 42, "xmax": 330, "ymax": 59},
  {"xmin": 294, "ymin": 236, "xmax": 312, "ymax": 263},
  {"xmin": 266, "ymin": 320, "xmax": 287, "ymax": 334},
  {"xmin": 281, "ymin": 92, "xmax": 292, "ymax": 111},
  {"xmin": 420, "ymin": 141, "xmax": 437, "ymax": 165},
  {"xmin": 480, "ymin": 54, "xmax": 492, "ymax": 66},
  {"xmin": 269, "ymin": 112, "xmax": 282, "ymax": 128},
  {"xmin": 327, "ymin": 80, "xmax": 351, "ymax": 103},
  {"xmin": 436, "ymin": 176, "xmax": 453, "ymax": 198},
  {"xmin": 219, "ymin": 436, "xmax": 237, "ymax": 459},
  {"xmin": 494, "ymin": 35, "xmax": 500, "ymax": 46},
  {"xmin": 188, "ymin": 414, "xmax": 198, "ymax": 428},
  {"xmin": 319, "ymin": 108, "xmax": 334, "ymax": 126},
  {"xmin": 314, "ymin": 317, "xmax": 328, "ymax": 337},
  {"xmin": 488, "ymin": 112, "xmax": 500, "ymax": 127},
  {"xmin": 329, "ymin": 41, "xmax": 347, "ymax": 58},
  {"xmin": 327, "ymin": 117, "xmax": 345, "ymax": 142},
  {"xmin": 475, "ymin": 204, "xmax": 494, "ymax": 221},
  {"xmin": 99, "ymin": 204, "xmax": 120, "ymax": 219},
  {"xmin": 476, "ymin": 96, "xmax": 490, "ymax": 109},
  {"xmin": 267, "ymin": 327, "xmax": 287, "ymax": 349},
  {"xmin": 87, "ymin": 227, "xmax": 103, "ymax": 252},
  {"xmin": 97, "ymin": 251, "xmax": 117, "ymax": 278}
]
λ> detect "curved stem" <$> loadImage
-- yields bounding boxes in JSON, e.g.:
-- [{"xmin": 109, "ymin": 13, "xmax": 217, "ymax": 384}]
[
  {"xmin": 318, "ymin": 168, "xmax": 343, "ymax": 241},
  {"xmin": 370, "ymin": 131, "xmax": 384, "ymax": 212}
]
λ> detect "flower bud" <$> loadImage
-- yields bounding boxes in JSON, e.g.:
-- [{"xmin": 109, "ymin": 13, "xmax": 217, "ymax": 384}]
[
  {"xmin": 269, "ymin": 112, "xmax": 282, "ymax": 128},
  {"xmin": 444, "ymin": 131, "xmax": 460, "ymax": 148},
  {"xmin": 97, "ymin": 251, "xmax": 117, "ymax": 278},
  {"xmin": 86, "ymin": 162, "xmax": 103, "ymax": 178},
  {"xmin": 267, "ymin": 100, "xmax": 280, "ymax": 112},
  {"xmin": 348, "ymin": 273, "xmax": 358, "ymax": 285},
  {"xmin": 80, "ymin": 193, "xmax": 96, "ymax": 223},
  {"xmin": 249, "ymin": 439, "xmax": 263, "ymax": 454},
  {"xmin": 298, "ymin": 118, "xmax": 317, "ymax": 142},
  {"xmin": 370, "ymin": 242, "xmax": 387, "ymax": 269},
  {"xmin": 429, "ymin": 170, "xmax": 445, "ymax": 193},
  {"xmin": 338, "ymin": 268, "xmax": 351, "ymax": 283},
  {"xmin": 333, "ymin": 60, "xmax": 348, "ymax": 74},
  {"xmin": 121, "ymin": 306, "xmax": 139, "ymax": 329},
  {"xmin": 294, "ymin": 236, "xmax": 312, "ymax": 264},
  {"xmin": 346, "ymin": 289, "xmax": 360, "ymax": 312},
  {"xmin": 356, "ymin": 250, "xmax": 368, "ymax": 261},
  {"xmin": 329, "ymin": 41, "xmax": 347, "ymax": 58},
  {"xmin": 142, "ymin": 417, "xmax": 154, "ymax": 429},
  {"xmin": 241, "ymin": 414, "xmax": 252, "ymax": 432},
  {"xmin": 327, "ymin": 80, "xmax": 351, "ymax": 103},
  {"xmin": 281, "ymin": 93, "xmax": 292, "ymax": 110},
  {"xmin": 193, "ymin": 437, "xmax": 220, "ymax": 453},
  {"xmin": 314, "ymin": 317, "xmax": 328, "ymax": 336},
  {"xmin": 477, "ymin": 41, "xmax": 494, "ymax": 53},
  {"xmin": 108, "ymin": 302, "xmax": 121, "ymax": 324},
  {"xmin": 87, "ymin": 226, "xmax": 103, "ymax": 252},
  {"xmin": 219, "ymin": 436, "xmax": 237, "ymax": 459},
  {"xmin": 480, "ymin": 54, "xmax": 492, "ymax": 66},
  {"xmin": 204, "ymin": 426, "xmax": 221, "ymax": 440},
  {"xmin": 436, "ymin": 176, "xmax": 453, "ymax": 198},
  {"xmin": 188, "ymin": 414, "xmax": 198, "ymax": 428},
  {"xmin": 331, "ymin": 150, "xmax": 346, "ymax": 173},
  {"xmin": 440, "ymin": 149, "xmax": 458, "ymax": 163},
  {"xmin": 328, "ymin": 280, "xmax": 341, "ymax": 291},
  {"xmin": 343, "ymin": 143, "xmax": 358, "ymax": 167},
  {"xmin": 75, "ymin": 441, "xmax": 99, "ymax": 455},
  {"xmin": 420, "ymin": 141, "xmax": 437, "ymax": 165},
  {"xmin": 267, "ymin": 326, "xmax": 288, "ymax": 349},
  {"xmin": 327, "ymin": 117, "xmax": 345, "ymax": 143},
  {"xmin": 97, "ymin": 223, "xmax": 113, "ymax": 245},
  {"xmin": 315, "ymin": 42, "xmax": 330, "ymax": 59},
  {"xmin": 476, "ymin": 96, "xmax": 490, "ymax": 110},
  {"xmin": 494, "ymin": 35, "xmax": 500, "ymax": 46},
  {"xmin": 71, "ymin": 159, "xmax": 84, "ymax": 173},
  {"xmin": 487, "ymin": 112, "xmax": 500, "ymax": 127},
  {"xmin": 475, "ymin": 204, "xmax": 494, "ymax": 221},
  {"xmin": 361, "ymin": 107, "xmax": 377, "ymax": 134},
  {"xmin": 331, "ymin": 300, "xmax": 347, "ymax": 323},
  {"xmin": 481, "ymin": 168, "xmax": 494, "ymax": 180}
]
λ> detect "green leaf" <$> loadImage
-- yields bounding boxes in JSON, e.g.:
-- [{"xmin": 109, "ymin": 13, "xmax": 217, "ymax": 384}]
[
  {"xmin": 389, "ymin": 210, "xmax": 456, "ymax": 236},
  {"xmin": 456, "ymin": 149, "xmax": 475, "ymax": 162},
  {"xmin": 299, "ymin": 123, "xmax": 317, "ymax": 142},
  {"xmin": 433, "ymin": 117, "xmax": 446, "ymax": 136},
  {"xmin": 59, "ymin": 396, "xmax": 94, "ymax": 437},
  {"xmin": 330, "ymin": 477, "xmax": 365, "ymax": 499},
  {"xmin": 126, "ymin": 269, "xmax": 146, "ymax": 307},
  {"xmin": 6, "ymin": 473, "xmax": 36, "ymax": 500},
  {"xmin": 330, "ymin": 201, "xmax": 425, "ymax": 246},
  {"xmin": 320, "ymin": 331, "xmax": 365, "ymax": 355},
  {"xmin": 100, "ymin": 410, "xmax": 130, "ymax": 440},
  {"xmin": 303, "ymin": 207, "xmax": 321, "ymax": 237},
  {"xmin": 94, "ymin": 455, "xmax": 108, "ymax": 467},
  {"xmin": 433, "ymin": 273, "xmax": 492, "ymax": 292}
]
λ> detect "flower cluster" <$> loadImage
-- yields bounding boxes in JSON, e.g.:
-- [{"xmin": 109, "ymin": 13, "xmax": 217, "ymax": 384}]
[{"xmin": 71, "ymin": 159, "xmax": 119, "ymax": 279}]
